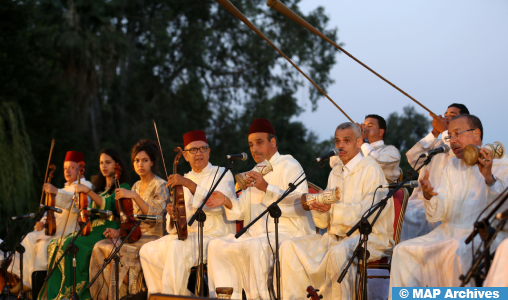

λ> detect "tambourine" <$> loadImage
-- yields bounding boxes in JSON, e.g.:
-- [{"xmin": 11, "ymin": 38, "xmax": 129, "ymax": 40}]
[
  {"xmin": 301, "ymin": 186, "xmax": 342, "ymax": 211},
  {"xmin": 235, "ymin": 159, "xmax": 273, "ymax": 190},
  {"xmin": 463, "ymin": 141, "xmax": 505, "ymax": 166}
]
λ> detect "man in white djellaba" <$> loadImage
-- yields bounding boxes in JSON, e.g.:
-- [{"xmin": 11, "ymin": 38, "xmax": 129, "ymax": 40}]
[
  {"xmin": 389, "ymin": 114, "xmax": 508, "ymax": 295},
  {"xmin": 139, "ymin": 130, "xmax": 236, "ymax": 296},
  {"xmin": 279, "ymin": 122, "xmax": 395, "ymax": 300},
  {"xmin": 206, "ymin": 118, "xmax": 314, "ymax": 300},
  {"xmin": 400, "ymin": 103, "xmax": 469, "ymax": 242},
  {"xmin": 8, "ymin": 151, "xmax": 92, "ymax": 290}
]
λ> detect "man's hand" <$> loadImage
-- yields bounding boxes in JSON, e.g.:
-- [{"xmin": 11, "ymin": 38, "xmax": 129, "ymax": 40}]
[
  {"xmin": 357, "ymin": 123, "xmax": 369, "ymax": 140},
  {"xmin": 478, "ymin": 148, "xmax": 495, "ymax": 185},
  {"xmin": 245, "ymin": 171, "xmax": 268, "ymax": 192},
  {"xmin": 420, "ymin": 170, "xmax": 438, "ymax": 200},
  {"xmin": 166, "ymin": 203, "xmax": 174, "ymax": 216},
  {"xmin": 103, "ymin": 228, "xmax": 120, "ymax": 239},
  {"xmin": 431, "ymin": 114, "xmax": 448, "ymax": 137},
  {"xmin": 43, "ymin": 183, "xmax": 58, "ymax": 195},
  {"xmin": 205, "ymin": 191, "xmax": 226, "ymax": 209},
  {"xmin": 115, "ymin": 188, "xmax": 136, "ymax": 200},
  {"xmin": 34, "ymin": 221, "xmax": 44, "ymax": 231},
  {"xmin": 75, "ymin": 184, "xmax": 90, "ymax": 194},
  {"xmin": 309, "ymin": 202, "xmax": 331, "ymax": 213},
  {"xmin": 167, "ymin": 174, "xmax": 197, "ymax": 193}
]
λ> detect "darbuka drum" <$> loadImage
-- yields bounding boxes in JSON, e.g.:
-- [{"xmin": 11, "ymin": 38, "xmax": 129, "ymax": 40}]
[
  {"xmin": 301, "ymin": 186, "xmax": 342, "ymax": 211},
  {"xmin": 463, "ymin": 141, "xmax": 505, "ymax": 166},
  {"xmin": 216, "ymin": 287, "xmax": 234, "ymax": 299},
  {"xmin": 235, "ymin": 159, "xmax": 273, "ymax": 190}
]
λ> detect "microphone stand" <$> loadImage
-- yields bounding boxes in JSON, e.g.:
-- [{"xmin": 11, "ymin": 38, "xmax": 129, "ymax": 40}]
[
  {"xmin": 187, "ymin": 159, "xmax": 235, "ymax": 297},
  {"xmin": 88, "ymin": 220, "xmax": 142, "ymax": 300},
  {"xmin": 236, "ymin": 160, "xmax": 327, "ymax": 300},
  {"xmin": 44, "ymin": 221, "xmax": 88, "ymax": 300},
  {"xmin": 460, "ymin": 187, "xmax": 508, "ymax": 287},
  {"xmin": 338, "ymin": 154, "xmax": 435, "ymax": 300},
  {"xmin": 2, "ymin": 210, "xmax": 45, "ymax": 300}
]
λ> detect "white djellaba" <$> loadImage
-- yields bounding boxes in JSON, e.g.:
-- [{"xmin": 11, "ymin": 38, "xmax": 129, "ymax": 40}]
[
  {"xmin": 280, "ymin": 154, "xmax": 394, "ymax": 300},
  {"xmin": 207, "ymin": 151, "xmax": 314, "ymax": 300},
  {"xmin": 388, "ymin": 156, "xmax": 508, "ymax": 297}
]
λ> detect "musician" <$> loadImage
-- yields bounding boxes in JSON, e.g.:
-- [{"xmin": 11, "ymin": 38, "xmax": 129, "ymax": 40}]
[
  {"xmin": 388, "ymin": 115, "xmax": 508, "ymax": 293},
  {"xmin": 139, "ymin": 130, "xmax": 235, "ymax": 296},
  {"xmin": 39, "ymin": 149, "xmax": 129, "ymax": 300},
  {"xmin": 206, "ymin": 118, "xmax": 314, "ymax": 300},
  {"xmin": 279, "ymin": 122, "xmax": 394, "ymax": 299},
  {"xmin": 89, "ymin": 140, "xmax": 168, "ymax": 299},
  {"xmin": 484, "ymin": 238, "xmax": 508, "ymax": 287},
  {"xmin": 8, "ymin": 151, "xmax": 92, "ymax": 291},
  {"xmin": 401, "ymin": 103, "xmax": 470, "ymax": 241}
]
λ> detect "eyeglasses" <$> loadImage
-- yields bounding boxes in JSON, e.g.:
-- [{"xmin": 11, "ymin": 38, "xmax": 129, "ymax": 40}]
[
  {"xmin": 444, "ymin": 128, "xmax": 476, "ymax": 142},
  {"xmin": 184, "ymin": 146, "xmax": 209, "ymax": 154}
]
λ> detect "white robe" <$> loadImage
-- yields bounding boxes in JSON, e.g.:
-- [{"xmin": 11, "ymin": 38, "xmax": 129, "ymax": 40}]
[
  {"xmin": 207, "ymin": 152, "xmax": 313, "ymax": 300},
  {"xmin": 139, "ymin": 163, "xmax": 236, "ymax": 296},
  {"xmin": 401, "ymin": 131, "xmax": 452, "ymax": 242},
  {"xmin": 9, "ymin": 178, "xmax": 92, "ymax": 288},
  {"xmin": 484, "ymin": 238, "xmax": 508, "ymax": 287},
  {"xmin": 389, "ymin": 156, "xmax": 508, "ymax": 296},
  {"xmin": 280, "ymin": 154, "xmax": 394, "ymax": 300}
]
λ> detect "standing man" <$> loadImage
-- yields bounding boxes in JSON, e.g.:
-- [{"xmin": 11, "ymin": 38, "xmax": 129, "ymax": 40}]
[
  {"xmin": 279, "ymin": 122, "xmax": 394, "ymax": 299},
  {"xmin": 389, "ymin": 115, "xmax": 508, "ymax": 292},
  {"xmin": 9, "ymin": 151, "xmax": 92, "ymax": 289},
  {"xmin": 401, "ymin": 103, "xmax": 470, "ymax": 241},
  {"xmin": 139, "ymin": 130, "xmax": 236, "ymax": 296},
  {"xmin": 207, "ymin": 118, "xmax": 314, "ymax": 300}
]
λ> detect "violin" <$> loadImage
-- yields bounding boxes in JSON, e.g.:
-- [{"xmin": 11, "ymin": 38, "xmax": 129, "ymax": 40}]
[
  {"xmin": 114, "ymin": 163, "xmax": 142, "ymax": 243},
  {"xmin": 171, "ymin": 147, "xmax": 188, "ymax": 240},
  {"xmin": 77, "ymin": 161, "xmax": 91, "ymax": 236},
  {"xmin": 306, "ymin": 286, "xmax": 323, "ymax": 300},
  {"xmin": 44, "ymin": 165, "xmax": 57, "ymax": 236}
]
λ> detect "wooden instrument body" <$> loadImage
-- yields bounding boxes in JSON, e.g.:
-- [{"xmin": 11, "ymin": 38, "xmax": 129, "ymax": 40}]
[
  {"xmin": 172, "ymin": 147, "xmax": 188, "ymax": 240},
  {"xmin": 77, "ymin": 161, "xmax": 91, "ymax": 236},
  {"xmin": 306, "ymin": 286, "xmax": 322, "ymax": 300},
  {"xmin": 44, "ymin": 165, "xmax": 57, "ymax": 236},
  {"xmin": 463, "ymin": 141, "xmax": 505, "ymax": 166},
  {"xmin": 114, "ymin": 163, "xmax": 142, "ymax": 243}
]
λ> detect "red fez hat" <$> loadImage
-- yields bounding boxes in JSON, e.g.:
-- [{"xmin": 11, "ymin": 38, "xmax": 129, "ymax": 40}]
[
  {"xmin": 183, "ymin": 130, "xmax": 208, "ymax": 148},
  {"xmin": 248, "ymin": 118, "xmax": 275, "ymax": 135},
  {"xmin": 64, "ymin": 151, "xmax": 85, "ymax": 163}
]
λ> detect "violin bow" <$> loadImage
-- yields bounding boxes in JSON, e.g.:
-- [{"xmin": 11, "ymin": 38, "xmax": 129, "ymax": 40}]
[
  {"xmin": 266, "ymin": 0, "xmax": 437, "ymax": 116},
  {"xmin": 40, "ymin": 139, "xmax": 56, "ymax": 205},
  {"xmin": 152, "ymin": 120, "xmax": 170, "ymax": 180},
  {"xmin": 215, "ymin": 0, "xmax": 354, "ymax": 123}
]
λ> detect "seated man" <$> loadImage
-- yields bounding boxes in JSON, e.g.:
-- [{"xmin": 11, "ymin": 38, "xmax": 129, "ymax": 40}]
[
  {"xmin": 389, "ymin": 115, "xmax": 508, "ymax": 294},
  {"xmin": 9, "ymin": 151, "xmax": 92, "ymax": 290},
  {"xmin": 139, "ymin": 130, "xmax": 236, "ymax": 296},
  {"xmin": 207, "ymin": 118, "xmax": 314, "ymax": 300},
  {"xmin": 279, "ymin": 122, "xmax": 394, "ymax": 300},
  {"xmin": 401, "ymin": 103, "xmax": 469, "ymax": 241}
]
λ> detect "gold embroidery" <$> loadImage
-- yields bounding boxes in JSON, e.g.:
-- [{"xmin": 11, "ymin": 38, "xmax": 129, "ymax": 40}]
[
  {"xmin": 91, "ymin": 219, "xmax": 106, "ymax": 227},
  {"xmin": 58, "ymin": 281, "xmax": 87, "ymax": 300}
]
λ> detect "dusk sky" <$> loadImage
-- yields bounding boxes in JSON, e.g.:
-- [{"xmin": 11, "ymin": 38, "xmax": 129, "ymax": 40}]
[{"xmin": 292, "ymin": 0, "xmax": 507, "ymax": 145}]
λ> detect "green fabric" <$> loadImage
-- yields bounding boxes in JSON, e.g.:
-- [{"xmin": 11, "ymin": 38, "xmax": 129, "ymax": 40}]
[{"xmin": 39, "ymin": 183, "xmax": 129, "ymax": 300}]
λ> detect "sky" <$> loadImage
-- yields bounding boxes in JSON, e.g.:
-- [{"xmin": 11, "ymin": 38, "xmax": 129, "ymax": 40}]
[{"xmin": 291, "ymin": 0, "xmax": 508, "ymax": 144}]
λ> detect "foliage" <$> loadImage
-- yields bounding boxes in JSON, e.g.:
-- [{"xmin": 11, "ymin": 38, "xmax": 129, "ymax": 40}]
[{"xmin": 385, "ymin": 105, "xmax": 431, "ymax": 173}]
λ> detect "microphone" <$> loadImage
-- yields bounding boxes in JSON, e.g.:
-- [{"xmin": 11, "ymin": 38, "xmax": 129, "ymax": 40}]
[
  {"xmin": 496, "ymin": 209, "xmax": 508, "ymax": 220},
  {"xmin": 39, "ymin": 204, "xmax": 63, "ymax": 214},
  {"xmin": 316, "ymin": 148, "xmax": 340, "ymax": 162},
  {"xmin": 87, "ymin": 208, "xmax": 113, "ymax": 216},
  {"xmin": 379, "ymin": 181, "xmax": 419, "ymax": 189},
  {"xmin": 224, "ymin": 153, "xmax": 248, "ymax": 161},
  {"xmin": 132, "ymin": 214, "xmax": 163, "ymax": 223},
  {"xmin": 419, "ymin": 145, "xmax": 451, "ymax": 158},
  {"xmin": 12, "ymin": 213, "xmax": 36, "ymax": 220}
]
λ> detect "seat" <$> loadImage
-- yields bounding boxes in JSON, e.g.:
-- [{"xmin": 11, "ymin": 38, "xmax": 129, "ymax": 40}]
[{"xmin": 356, "ymin": 185, "xmax": 410, "ymax": 300}]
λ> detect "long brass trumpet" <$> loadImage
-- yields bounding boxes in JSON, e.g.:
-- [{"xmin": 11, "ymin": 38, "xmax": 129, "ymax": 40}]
[
  {"xmin": 215, "ymin": 0, "xmax": 354, "ymax": 123},
  {"xmin": 267, "ymin": 0, "xmax": 437, "ymax": 116}
]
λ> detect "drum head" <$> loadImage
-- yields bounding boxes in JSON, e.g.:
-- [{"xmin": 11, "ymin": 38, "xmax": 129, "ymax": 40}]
[{"xmin": 463, "ymin": 144, "xmax": 480, "ymax": 166}]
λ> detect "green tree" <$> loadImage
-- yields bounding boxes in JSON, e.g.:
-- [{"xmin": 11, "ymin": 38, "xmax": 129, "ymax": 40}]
[{"xmin": 385, "ymin": 105, "xmax": 431, "ymax": 174}]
